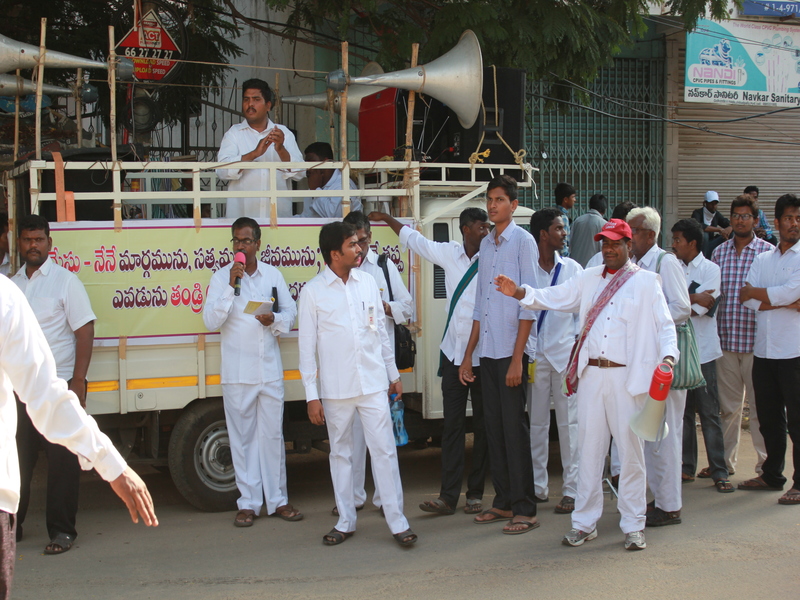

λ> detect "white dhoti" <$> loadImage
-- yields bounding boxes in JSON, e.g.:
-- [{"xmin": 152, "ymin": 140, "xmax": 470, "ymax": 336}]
[
  {"xmin": 222, "ymin": 381, "xmax": 287, "ymax": 514},
  {"xmin": 527, "ymin": 357, "xmax": 579, "ymax": 498},
  {"xmin": 571, "ymin": 366, "xmax": 647, "ymax": 535},
  {"xmin": 324, "ymin": 391, "xmax": 409, "ymax": 535},
  {"xmin": 644, "ymin": 387, "xmax": 686, "ymax": 512}
]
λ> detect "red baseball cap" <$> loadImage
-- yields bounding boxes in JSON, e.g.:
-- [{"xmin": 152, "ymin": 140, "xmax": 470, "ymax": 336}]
[{"xmin": 594, "ymin": 218, "xmax": 632, "ymax": 242}]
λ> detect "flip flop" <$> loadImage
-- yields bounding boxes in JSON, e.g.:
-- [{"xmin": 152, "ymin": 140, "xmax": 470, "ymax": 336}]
[
  {"xmin": 778, "ymin": 488, "xmax": 800, "ymax": 505},
  {"xmin": 473, "ymin": 508, "xmax": 512, "ymax": 524},
  {"xmin": 44, "ymin": 532, "xmax": 74, "ymax": 555},
  {"xmin": 555, "ymin": 496, "xmax": 575, "ymax": 514},
  {"xmin": 323, "ymin": 529, "xmax": 354, "ymax": 546},
  {"xmin": 393, "ymin": 529, "xmax": 418, "ymax": 546},
  {"xmin": 714, "ymin": 479, "xmax": 735, "ymax": 493},
  {"xmin": 502, "ymin": 518, "xmax": 540, "ymax": 535},
  {"xmin": 274, "ymin": 504, "xmax": 304, "ymax": 521},
  {"xmin": 463, "ymin": 499, "xmax": 483, "ymax": 514},
  {"xmin": 697, "ymin": 467, "xmax": 712, "ymax": 479},
  {"xmin": 682, "ymin": 473, "xmax": 695, "ymax": 483},
  {"xmin": 234, "ymin": 509, "xmax": 256, "ymax": 527},
  {"xmin": 419, "ymin": 498, "xmax": 455, "ymax": 515},
  {"xmin": 737, "ymin": 477, "xmax": 783, "ymax": 491}
]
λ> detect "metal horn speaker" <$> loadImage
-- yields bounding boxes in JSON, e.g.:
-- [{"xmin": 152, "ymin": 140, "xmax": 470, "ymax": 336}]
[
  {"xmin": 0, "ymin": 34, "xmax": 134, "ymax": 80},
  {"xmin": 326, "ymin": 30, "xmax": 483, "ymax": 128},
  {"xmin": 281, "ymin": 62, "xmax": 384, "ymax": 125},
  {"xmin": 0, "ymin": 74, "xmax": 72, "ymax": 96}
]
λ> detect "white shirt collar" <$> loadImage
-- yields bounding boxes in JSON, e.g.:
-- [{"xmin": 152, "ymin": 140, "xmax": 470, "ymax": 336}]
[
  {"xmin": 637, "ymin": 243, "xmax": 662, "ymax": 268},
  {"xmin": 19, "ymin": 256, "xmax": 52, "ymax": 280},
  {"xmin": 235, "ymin": 118, "xmax": 275, "ymax": 135}
]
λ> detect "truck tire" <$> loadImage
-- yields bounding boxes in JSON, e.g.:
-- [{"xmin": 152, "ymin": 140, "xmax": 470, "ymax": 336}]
[{"xmin": 168, "ymin": 398, "xmax": 238, "ymax": 512}]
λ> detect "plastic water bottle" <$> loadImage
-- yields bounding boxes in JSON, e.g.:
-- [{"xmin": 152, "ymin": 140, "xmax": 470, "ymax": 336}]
[{"xmin": 390, "ymin": 393, "xmax": 408, "ymax": 447}]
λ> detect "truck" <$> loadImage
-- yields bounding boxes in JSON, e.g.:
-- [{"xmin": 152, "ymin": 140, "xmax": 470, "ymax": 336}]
[{"xmin": 6, "ymin": 157, "xmax": 537, "ymax": 511}]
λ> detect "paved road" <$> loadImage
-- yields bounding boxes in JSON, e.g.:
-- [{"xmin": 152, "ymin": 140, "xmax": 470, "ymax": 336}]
[{"xmin": 11, "ymin": 431, "xmax": 799, "ymax": 600}]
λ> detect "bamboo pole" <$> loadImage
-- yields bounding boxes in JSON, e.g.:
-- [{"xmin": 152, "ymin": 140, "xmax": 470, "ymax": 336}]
[
  {"xmin": 13, "ymin": 70, "xmax": 20, "ymax": 162},
  {"xmin": 108, "ymin": 27, "xmax": 121, "ymax": 230},
  {"xmin": 274, "ymin": 71, "xmax": 281, "ymax": 124},
  {"xmin": 76, "ymin": 68, "xmax": 83, "ymax": 148},
  {"xmin": 34, "ymin": 19, "xmax": 47, "ymax": 160},
  {"xmin": 400, "ymin": 43, "xmax": 419, "ymax": 217},
  {"xmin": 339, "ymin": 42, "xmax": 349, "ymax": 216}
]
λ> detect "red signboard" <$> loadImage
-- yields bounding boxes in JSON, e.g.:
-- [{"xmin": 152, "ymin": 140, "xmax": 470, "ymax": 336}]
[{"xmin": 118, "ymin": 10, "xmax": 182, "ymax": 82}]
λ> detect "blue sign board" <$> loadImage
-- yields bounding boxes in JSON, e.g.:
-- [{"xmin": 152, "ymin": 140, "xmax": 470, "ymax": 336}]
[{"xmin": 741, "ymin": 1, "xmax": 800, "ymax": 17}]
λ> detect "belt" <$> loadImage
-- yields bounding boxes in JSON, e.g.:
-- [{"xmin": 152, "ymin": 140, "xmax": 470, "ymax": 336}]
[{"xmin": 587, "ymin": 358, "xmax": 626, "ymax": 368}]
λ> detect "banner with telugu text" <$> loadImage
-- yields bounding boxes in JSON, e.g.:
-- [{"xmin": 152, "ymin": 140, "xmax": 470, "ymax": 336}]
[{"xmin": 47, "ymin": 221, "xmax": 406, "ymax": 340}]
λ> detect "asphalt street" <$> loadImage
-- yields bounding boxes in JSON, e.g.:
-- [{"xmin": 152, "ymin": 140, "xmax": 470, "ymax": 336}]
[{"xmin": 11, "ymin": 431, "xmax": 799, "ymax": 600}]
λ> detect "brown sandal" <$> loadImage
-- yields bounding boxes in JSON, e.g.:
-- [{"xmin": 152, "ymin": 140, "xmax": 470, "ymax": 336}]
[
  {"xmin": 234, "ymin": 509, "xmax": 256, "ymax": 527},
  {"xmin": 274, "ymin": 504, "xmax": 304, "ymax": 521}
]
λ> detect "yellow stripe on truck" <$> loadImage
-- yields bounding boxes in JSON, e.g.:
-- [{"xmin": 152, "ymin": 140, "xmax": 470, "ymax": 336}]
[{"xmin": 87, "ymin": 368, "xmax": 412, "ymax": 393}]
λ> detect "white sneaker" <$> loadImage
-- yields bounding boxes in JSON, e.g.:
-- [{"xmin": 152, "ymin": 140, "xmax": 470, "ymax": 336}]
[
  {"xmin": 562, "ymin": 528, "xmax": 598, "ymax": 547},
  {"xmin": 624, "ymin": 530, "xmax": 646, "ymax": 551}
]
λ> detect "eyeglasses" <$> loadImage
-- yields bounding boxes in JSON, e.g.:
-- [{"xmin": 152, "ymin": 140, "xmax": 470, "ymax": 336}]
[
  {"xmin": 731, "ymin": 213, "xmax": 754, "ymax": 221},
  {"xmin": 231, "ymin": 237, "xmax": 256, "ymax": 246}
]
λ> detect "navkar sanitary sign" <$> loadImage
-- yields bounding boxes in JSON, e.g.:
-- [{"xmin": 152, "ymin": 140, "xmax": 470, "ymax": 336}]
[{"xmin": 685, "ymin": 18, "xmax": 800, "ymax": 107}]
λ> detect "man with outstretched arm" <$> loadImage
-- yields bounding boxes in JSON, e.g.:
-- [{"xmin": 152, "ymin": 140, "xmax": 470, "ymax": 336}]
[
  {"xmin": 495, "ymin": 219, "xmax": 677, "ymax": 551},
  {"xmin": 299, "ymin": 221, "xmax": 416, "ymax": 547},
  {"xmin": 369, "ymin": 208, "xmax": 490, "ymax": 516},
  {"xmin": 0, "ymin": 276, "xmax": 157, "ymax": 599}
]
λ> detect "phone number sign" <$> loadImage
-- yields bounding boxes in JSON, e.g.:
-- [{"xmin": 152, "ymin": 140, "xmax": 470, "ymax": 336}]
[{"xmin": 118, "ymin": 10, "xmax": 182, "ymax": 82}]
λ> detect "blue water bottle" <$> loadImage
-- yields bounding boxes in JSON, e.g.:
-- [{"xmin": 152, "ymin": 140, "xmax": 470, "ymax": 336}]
[{"xmin": 390, "ymin": 393, "xmax": 408, "ymax": 447}]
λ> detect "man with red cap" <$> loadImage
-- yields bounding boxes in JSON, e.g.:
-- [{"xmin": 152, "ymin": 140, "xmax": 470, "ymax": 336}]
[{"xmin": 495, "ymin": 219, "xmax": 677, "ymax": 551}]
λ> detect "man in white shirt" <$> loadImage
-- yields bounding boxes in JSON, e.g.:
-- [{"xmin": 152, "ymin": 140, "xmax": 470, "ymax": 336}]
[
  {"xmin": 526, "ymin": 208, "xmax": 582, "ymax": 513},
  {"xmin": 670, "ymin": 219, "xmax": 731, "ymax": 492},
  {"xmin": 216, "ymin": 79, "xmax": 305, "ymax": 219},
  {"xmin": 495, "ymin": 218, "xmax": 677, "ymax": 551},
  {"xmin": 336, "ymin": 211, "xmax": 414, "ymax": 515},
  {"xmin": 0, "ymin": 212, "xmax": 9, "ymax": 277},
  {"xmin": 299, "ymin": 221, "xmax": 416, "ymax": 546},
  {"xmin": 203, "ymin": 217, "xmax": 301, "ymax": 527},
  {"xmin": 368, "ymin": 208, "xmax": 490, "ymax": 516},
  {"xmin": 12, "ymin": 215, "xmax": 97, "ymax": 554},
  {"xmin": 297, "ymin": 142, "xmax": 361, "ymax": 218},
  {"xmin": 0, "ymin": 276, "xmax": 157, "ymax": 597},
  {"xmin": 627, "ymin": 207, "xmax": 692, "ymax": 527},
  {"xmin": 738, "ymin": 193, "xmax": 800, "ymax": 505}
]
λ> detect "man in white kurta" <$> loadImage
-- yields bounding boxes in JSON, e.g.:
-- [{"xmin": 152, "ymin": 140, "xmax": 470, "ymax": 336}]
[
  {"xmin": 216, "ymin": 79, "xmax": 305, "ymax": 219},
  {"xmin": 526, "ymin": 209, "xmax": 582, "ymax": 512},
  {"xmin": 203, "ymin": 217, "xmax": 300, "ymax": 525},
  {"xmin": 299, "ymin": 221, "xmax": 415, "ymax": 546},
  {"xmin": 496, "ymin": 219, "xmax": 677, "ymax": 550},
  {"xmin": 628, "ymin": 207, "xmax": 692, "ymax": 527}
]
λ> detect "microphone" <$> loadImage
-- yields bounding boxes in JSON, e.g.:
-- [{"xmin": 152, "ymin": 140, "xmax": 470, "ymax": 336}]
[{"xmin": 233, "ymin": 251, "xmax": 246, "ymax": 296}]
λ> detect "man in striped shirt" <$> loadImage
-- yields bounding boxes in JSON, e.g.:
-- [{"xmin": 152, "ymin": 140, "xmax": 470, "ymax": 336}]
[{"xmin": 710, "ymin": 195, "xmax": 773, "ymax": 480}]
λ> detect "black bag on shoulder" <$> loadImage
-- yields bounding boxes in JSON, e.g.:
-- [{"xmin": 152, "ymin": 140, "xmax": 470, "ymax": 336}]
[{"xmin": 378, "ymin": 253, "xmax": 416, "ymax": 370}]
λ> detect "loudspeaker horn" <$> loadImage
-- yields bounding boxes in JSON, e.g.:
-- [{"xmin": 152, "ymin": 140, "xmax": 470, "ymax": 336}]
[
  {"xmin": 326, "ymin": 30, "xmax": 483, "ymax": 128},
  {"xmin": 281, "ymin": 62, "xmax": 384, "ymax": 125},
  {"xmin": 0, "ymin": 74, "xmax": 71, "ymax": 96},
  {"xmin": 629, "ymin": 398, "xmax": 669, "ymax": 443},
  {"xmin": 0, "ymin": 34, "xmax": 135, "ymax": 80}
]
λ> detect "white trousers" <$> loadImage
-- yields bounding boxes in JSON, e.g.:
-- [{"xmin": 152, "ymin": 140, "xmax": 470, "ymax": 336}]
[
  {"xmin": 351, "ymin": 416, "xmax": 385, "ymax": 508},
  {"xmin": 324, "ymin": 391, "xmax": 409, "ymax": 535},
  {"xmin": 572, "ymin": 367, "xmax": 647, "ymax": 535},
  {"xmin": 222, "ymin": 381, "xmax": 287, "ymax": 514},
  {"xmin": 716, "ymin": 350, "xmax": 766, "ymax": 475},
  {"xmin": 527, "ymin": 357, "xmax": 579, "ymax": 498},
  {"xmin": 644, "ymin": 388, "xmax": 686, "ymax": 513}
]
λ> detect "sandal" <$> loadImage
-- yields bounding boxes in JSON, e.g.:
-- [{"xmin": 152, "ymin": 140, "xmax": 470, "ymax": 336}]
[
  {"xmin": 502, "ymin": 518, "xmax": 540, "ymax": 535},
  {"xmin": 234, "ymin": 509, "xmax": 257, "ymax": 527},
  {"xmin": 555, "ymin": 496, "xmax": 575, "ymax": 514},
  {"xmin": 737, "ymin": 477, "xmax": 783, "ymax": 491},
  {"xmin": 697, "ymin": 467, "xmax": 712, "ymax": 479},
  {"xmin": 419, "ymin": 498, "xmax": 455, "ymax": 515},
  {"xmin": 323, "ymin": 528, "xmax": 354, "ymax": 545},
  {"xmin": 473, "ymin": 508, "xmax": 512, "ymax": 524},
  {"xmin": 393, "ymin": 529, "xmax": 418, "ymax": 546},
  {"xmin": 778, "ymin": 488, "xmax": 800, "ymax": 505},
  {"xmin": 44, "ymin": 532, "xmax": 74, "ymax": 555},
  {"xmin": 274, "ymin": 504, "xmax": 304, "ymax": 521},
  {"xmin": 682, "ymin": 473, "xmax": 695, "ymax": 483},
  {"xmin": 463, "ymin": 499, "xmax": 483, "ymax": 514},
  {"xmin": 714, "ymin": 479, "xmax": 735, "ymax": 493}
]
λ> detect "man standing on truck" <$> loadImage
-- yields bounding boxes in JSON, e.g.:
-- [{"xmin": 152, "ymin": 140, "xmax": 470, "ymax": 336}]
[
  {"xmin": 0, "ymin": 275, "xmax": 158, "ymax": 598},
  {"xmin": 12, "ymin": 215, "xmax": 97, "ymax": 555},
  {"xmin": 299, "ymin": 221, "xmax": 416, "ymax": 546},
  {"xmin": 526, "ymin": 208, "xmax": 583, "ymax": 513},
  {"xmin": 203, "ymin": 217, "xmax": 302, "ymax": 527},
  {"xmin": 368, "ymin": 208, "xmax": 491, "ymax": 516},
  {"xmin": 458, "ymin": 175, "xmax": 540, "ymax": 535},
  {"xmin": 216, "ymin": 79, "xmax": 305, "ymax": 219},
  {"xmin": 297, "ymin": 142, "xmax": 361, "ymax": 218}
]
